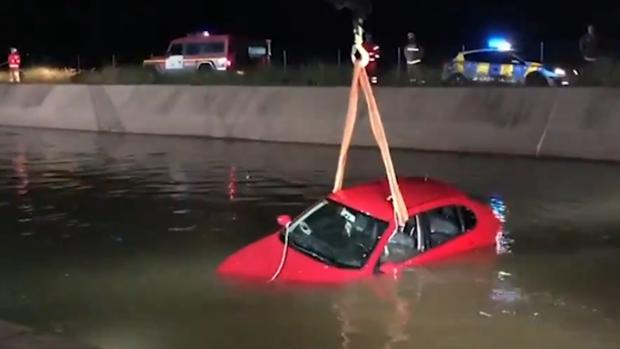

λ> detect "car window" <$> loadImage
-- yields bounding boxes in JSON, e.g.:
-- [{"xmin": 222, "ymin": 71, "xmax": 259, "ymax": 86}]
[
  {"xmin": 465, "ymin": 51, "xmax": 519, "ymax": 64},
  {"xmin": 461, "ymin": 206, "xmax": 477, "ymax": 230},
  {"xmin": 185, "ymin": 43, "xmax": 201, "ymax": 56},
  {"xmin": 424, "ymin": 205, "xmax": 476, "ymax": 248},
  {"xmin": 168, "ymin": 44, "xmax": 182, "ymax": 56},
  {"xmin": 489, "ymin": 52, "xmax": 514, "ymax": 64},
  {"xmin": 200, "ymin": 42, "xmax": 225, "ymax": 55},
  {"xmin": 464, "ymin": 52, "xmax": 495, "ymax": 62},
  {"xmin": 381, "ymin": 205, "xmax": 478, "ymax": 264},
  {"xmin": 285, "ymin": 200, "xmax": 389, "ymax": 269},
  {"xmin": 382, "ymin": 217, "xmax": 419, "ymax": 263},
  {"xmin": 509, "ymin": 54, "xmax": 527, "ymax": 65}
]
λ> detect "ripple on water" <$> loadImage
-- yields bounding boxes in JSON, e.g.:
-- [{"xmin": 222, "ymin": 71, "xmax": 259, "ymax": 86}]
[{"xmin": 0, "ymin": 128, "xmax": 618, "ymax": 349}]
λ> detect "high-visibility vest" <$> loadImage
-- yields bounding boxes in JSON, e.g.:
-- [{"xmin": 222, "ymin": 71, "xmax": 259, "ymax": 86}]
[
  {"xmin": 8, "ymin": 53, "xmax": 21, "ymax": 69},
  {"xmin": 404, "ymin": 44, "xmax": 422, "ymax": 64}
]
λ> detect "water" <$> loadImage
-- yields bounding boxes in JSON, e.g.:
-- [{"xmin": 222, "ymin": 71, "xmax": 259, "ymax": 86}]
[{"xmin": 0, "ymin": 127, "xmax": 618, "ymax": 349}]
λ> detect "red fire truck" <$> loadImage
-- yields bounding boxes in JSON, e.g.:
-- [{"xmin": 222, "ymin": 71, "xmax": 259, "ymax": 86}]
[{"xmin": 143, "ymin": 31, "xmax": 271, "ymax": 73}]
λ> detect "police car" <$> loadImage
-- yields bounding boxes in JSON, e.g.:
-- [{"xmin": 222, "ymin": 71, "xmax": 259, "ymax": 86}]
[{"xmin": 442, "ymin": 39, "xmax": 570, "ymax": 86}]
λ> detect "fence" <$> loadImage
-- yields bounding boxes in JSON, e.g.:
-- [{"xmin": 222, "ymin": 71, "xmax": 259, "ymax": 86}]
[{"xmin": 15, "ymin": 38, "xmax": 620, "ymax": 86}]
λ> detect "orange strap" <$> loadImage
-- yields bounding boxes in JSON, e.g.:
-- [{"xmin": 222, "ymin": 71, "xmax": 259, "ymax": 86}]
[{"xmin": 333, "ymin": 63, "xmax": 408, "ymax": 227}]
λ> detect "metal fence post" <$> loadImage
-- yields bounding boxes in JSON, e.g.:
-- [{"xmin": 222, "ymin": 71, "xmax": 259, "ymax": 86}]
[
  {"xmin": 397, "ymin": 47, "xmax": 402, "ymax": 74},
  {"xmin": 337, "ymin": 49, "xmax": 342, "ymax": 68},
  {"xmin": 283, "ymin": 50, "xmax": 287, "ymax": 71}
]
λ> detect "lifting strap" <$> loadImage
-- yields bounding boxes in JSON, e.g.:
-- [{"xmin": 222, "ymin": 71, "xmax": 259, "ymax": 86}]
[{"xmin": 332, "ymin": 61, "xmax": 409, "ymax": 228}]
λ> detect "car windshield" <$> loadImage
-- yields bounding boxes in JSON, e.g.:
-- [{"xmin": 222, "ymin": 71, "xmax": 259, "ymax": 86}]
[{"xmin": 282, "ymin": 200, "xmax": 389, "ymax": 269}]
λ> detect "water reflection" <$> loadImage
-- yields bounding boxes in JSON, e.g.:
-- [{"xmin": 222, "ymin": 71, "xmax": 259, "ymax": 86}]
[
  {"xmin": 333, "ymin": 278, "xmax": 413, "ymax": 349},
  {"xmin": 0, "ymin": 127, "xmax": 618, "ymax": 349}
]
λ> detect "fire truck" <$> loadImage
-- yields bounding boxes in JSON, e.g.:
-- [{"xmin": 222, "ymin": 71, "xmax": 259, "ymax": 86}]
[{"xmin": 143, "ymin": 31, "xmax": 271, "ymax": 73}]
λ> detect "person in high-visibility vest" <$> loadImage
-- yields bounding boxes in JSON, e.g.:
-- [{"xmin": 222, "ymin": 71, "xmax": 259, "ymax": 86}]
[
  {"xmin": 404, "ymin": 33, "xmax": 424, "ymax": 84},
  {"xmin": 363, "ymin": 33, "xmax": 380, "ymax": 84},
  {"xmin": 8, "ymin": 48, "xmax": 21, "ymax": 83}
]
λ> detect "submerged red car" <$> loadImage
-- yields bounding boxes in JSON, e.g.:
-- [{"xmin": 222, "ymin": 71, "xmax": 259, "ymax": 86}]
[{"xmin": 217, "ymin": 177, "xmax": 507, "ymax": 284}]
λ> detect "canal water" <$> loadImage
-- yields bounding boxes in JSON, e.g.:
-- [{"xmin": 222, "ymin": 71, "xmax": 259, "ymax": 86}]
[{"xmin": 0, "ymin": 127, "xmax": 618, "ymax": 349}]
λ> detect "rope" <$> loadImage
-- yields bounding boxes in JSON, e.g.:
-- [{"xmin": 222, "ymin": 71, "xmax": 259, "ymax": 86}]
[
  {"xmin": 333, "ymin": 60, "xmax": 408, "ymax": 228},
  {"xmin": 269, "ymin": 223, "xmax": 291, "ymax": 282},
  {"xmin": 333, "ymin": 65, "xmax": 361, "ymax": 192}
]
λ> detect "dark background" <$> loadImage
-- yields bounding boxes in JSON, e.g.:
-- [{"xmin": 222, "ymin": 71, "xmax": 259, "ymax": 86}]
[{"xmin": 3, "ymin": 1, "xmax": 620, "ymax": 67}]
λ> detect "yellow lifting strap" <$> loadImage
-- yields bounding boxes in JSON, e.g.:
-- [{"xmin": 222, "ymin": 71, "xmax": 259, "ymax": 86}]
[{"xmin": 332, "ymin": 61, "xmax": 409, "ymax": 228}]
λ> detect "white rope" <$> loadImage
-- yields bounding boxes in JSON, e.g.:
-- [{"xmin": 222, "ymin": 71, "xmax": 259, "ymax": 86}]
[{"xmin": 268, "ymin": 223, "xmax": 291, "ymax": 282}]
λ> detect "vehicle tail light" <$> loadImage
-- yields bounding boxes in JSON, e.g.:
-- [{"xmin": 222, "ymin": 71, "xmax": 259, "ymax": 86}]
[{"xmin": 226, "ymin": 52, "xmax": 234, "ymax": 68}]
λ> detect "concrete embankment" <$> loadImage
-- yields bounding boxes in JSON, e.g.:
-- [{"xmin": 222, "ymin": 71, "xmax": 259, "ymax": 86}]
[
  {"xmin": 0, "ymin": 84, "xmax": 619, "ymax": 161},
  {"xmin": 0, "ymin": 319, "xmax": 99, "ymax": 349}
]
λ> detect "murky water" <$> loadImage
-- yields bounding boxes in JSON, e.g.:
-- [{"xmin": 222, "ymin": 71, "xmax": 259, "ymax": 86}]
[{"xmin": 0, "ymin": 127, "xmax": 618, "ymax": 349}]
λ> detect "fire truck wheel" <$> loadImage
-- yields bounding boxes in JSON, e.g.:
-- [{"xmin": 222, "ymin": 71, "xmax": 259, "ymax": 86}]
[{"xmin": 198, "ymin": 63, "xmax": 215, "ymax": 72}]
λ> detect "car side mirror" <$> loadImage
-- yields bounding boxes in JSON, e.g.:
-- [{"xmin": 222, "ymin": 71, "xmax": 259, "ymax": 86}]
[
  {"xmin": 379, "ymin": 262, "xmax": 400, "ymax": 275},
  {"xmin": 277, "ymin": 215, "xmax": 292, "ymax": 227}
]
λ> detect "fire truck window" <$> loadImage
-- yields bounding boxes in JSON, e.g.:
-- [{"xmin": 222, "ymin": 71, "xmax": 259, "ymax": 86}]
[
  {"xmin": 168, "ymin": 44, "xmax": 182, "ymax": 56},
  {"xmin": 200, "ymin": 42, "xmax": 225, "ymax": 55},
  {"xmin": 185, "ymin": 44, "xmax": 201, "ymax": 56}
]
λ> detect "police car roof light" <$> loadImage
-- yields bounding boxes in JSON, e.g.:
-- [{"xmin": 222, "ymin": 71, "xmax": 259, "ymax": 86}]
[{"xmin": 488, "ymin": 38, "xmax": 511, "ymax": 51}]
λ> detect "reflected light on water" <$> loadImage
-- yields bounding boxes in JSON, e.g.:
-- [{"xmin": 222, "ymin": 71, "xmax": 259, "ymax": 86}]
[{"xmin": 0, "ymin": 127, "xmax": 618, "ymax": 349}]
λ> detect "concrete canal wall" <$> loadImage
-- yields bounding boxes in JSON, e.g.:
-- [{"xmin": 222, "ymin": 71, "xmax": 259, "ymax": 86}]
[{"xmin": 0, "ymin": 84, "xmax": 619, "ymax": 161}]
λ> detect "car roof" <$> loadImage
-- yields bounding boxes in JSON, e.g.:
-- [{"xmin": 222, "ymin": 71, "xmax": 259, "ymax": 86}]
[
  {"xmin": 328, "ymin": 177, "xmax": 468, "ymax": 222},
  {"xmin": 170, "ymin": 34, "xmax": 230, "ymax": 44},
  {"xmin": 461, "ymin": 48, "xmax": 515, "ymax": 55}
]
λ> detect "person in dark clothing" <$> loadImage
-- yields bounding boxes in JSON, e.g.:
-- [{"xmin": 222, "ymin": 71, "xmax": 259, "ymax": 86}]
[
  {"xmin": 578, "ymin": 24, "xmax": 614, "ymax": 85},
  {"xmin": 404, "ymin": 32, "xmax": 424, "ymax": 84},
  {"xmin": 579, "ymin": 24, "xmax": 598, "ymax": 62}
]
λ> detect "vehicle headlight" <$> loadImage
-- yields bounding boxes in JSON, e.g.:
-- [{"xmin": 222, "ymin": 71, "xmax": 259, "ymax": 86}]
[{"xmin": 553, "ymin": 68, "xmax": 566, "ymax": 77}]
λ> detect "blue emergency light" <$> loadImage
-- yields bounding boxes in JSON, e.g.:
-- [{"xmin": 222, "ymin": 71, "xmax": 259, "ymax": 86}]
[{"xmin": 488, "ymin": 38, "xmax": 512, "ymax": 51}]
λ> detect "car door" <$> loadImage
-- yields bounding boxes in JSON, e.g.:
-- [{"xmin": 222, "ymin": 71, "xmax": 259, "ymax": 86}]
[
  {"xmin": 381, "ymin": 202, "xmax": 481, "ymax": 269},
  {"xmin": 164, "ymin": 43, "xmax": 184, "ymax": 71},
  {"xmin": 486, "ymin": 52, "xmax": 514, "ymax": 82},
  {"xmin": 508, "ymin": 53, "xmax": 529, "ymax": 83},
  {"xmin": 463, "ymin": 52, "xmax": 494, "ymax": 82}
]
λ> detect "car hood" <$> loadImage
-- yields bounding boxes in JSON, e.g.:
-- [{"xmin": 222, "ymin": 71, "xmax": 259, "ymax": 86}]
[{"xmin": 217, "ymin": 233, "xmax": 367, "ymax": 284}]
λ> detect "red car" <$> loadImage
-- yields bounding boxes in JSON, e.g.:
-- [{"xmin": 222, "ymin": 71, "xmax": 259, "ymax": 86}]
[{"xmin": 217, "ymin": 177, "xmax": 507, "ymax": 285}]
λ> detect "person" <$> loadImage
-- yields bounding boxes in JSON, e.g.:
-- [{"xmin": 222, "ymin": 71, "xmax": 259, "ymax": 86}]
[
  {"xmin": 8, "ymin": 48, "xmax": 21, "ymax": 83},
  {"xmin": 403, "ymin": 32, "xmax": 424, "ymax": 84},
  {"xmin": 579, "ymin": 25, "xmax": 598, "ymax": 62},
  {"xmin": 363, "ymin": 33, "xmax": 380, "ymax": 84}
]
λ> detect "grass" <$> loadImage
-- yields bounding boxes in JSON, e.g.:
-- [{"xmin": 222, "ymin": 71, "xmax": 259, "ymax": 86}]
[
  {"xmin": 0, "ymin": 67, "xmax": 78, "ymax": 83},
  {"xmin": 66, "ymin": 63, "xmax": 447, "ymax": 86},
  {"xmin": 5, "ymin": 60, "xmax": 620, "ymax": 86}
]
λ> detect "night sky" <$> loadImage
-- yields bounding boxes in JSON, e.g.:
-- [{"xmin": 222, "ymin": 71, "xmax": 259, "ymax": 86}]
[{"xmin": 3, "ymin": 1, "xmax": 620, "ymax": 66}]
